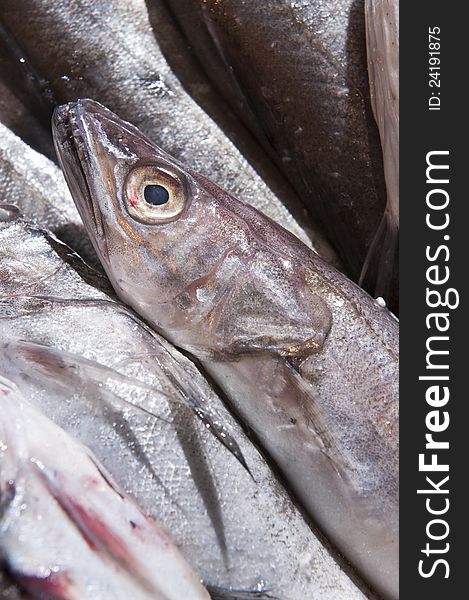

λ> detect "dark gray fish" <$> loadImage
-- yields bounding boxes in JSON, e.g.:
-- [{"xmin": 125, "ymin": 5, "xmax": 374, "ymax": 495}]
[
  {"xmin": 163, "ymin": 0, "xmax": 393, "ymax": 305},
  {"xmin": 141, "ymin": 0, "xmax": 341, "ymax": 266},
  {"xmin": 53, "ymin": 99, "xmax": 399, "ymax": 599},
  {"xmin": 0, "ymin": 80, "xmax": 55, "ymax": 163},
  {"xmin": 0, "ymin": 20, "xmax": 56, "ymax": 161}
]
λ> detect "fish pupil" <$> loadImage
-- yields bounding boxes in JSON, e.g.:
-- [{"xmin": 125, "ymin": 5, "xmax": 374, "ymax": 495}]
[{"xmin": 144, "ymin": 184, "xmax": 169, "ymax": 206}]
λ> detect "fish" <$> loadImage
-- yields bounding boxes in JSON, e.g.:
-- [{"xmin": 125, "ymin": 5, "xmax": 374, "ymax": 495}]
[
  {"xmin": 0, "ymin": 215, "xmax": 367, "ymax": 600},
  {"xmin": 53, "ymin": 98, "xmax": 399, "ymax": 599},
  {"xmin": 361, "ymin": 0, "xmax": 399, "ymax": 307},
  {"xmin": 162, "ymin": 0, "xmax": 393, "ymax": 306},
  {"xmin": 0, "ymin": 0, "xmax": 325, "ymax": 252},
  {"xmin": 0, "ymin": 375, "xmax": 211, "ymax": 600}
]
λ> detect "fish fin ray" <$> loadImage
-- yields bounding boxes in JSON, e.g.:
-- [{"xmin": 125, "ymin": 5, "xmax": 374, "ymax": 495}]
[
  {"xmin": 150, "ymin": 346, "xmax": 252, "ymax": 477},
  {"xmin": 3, "ymin": 339, "xmax": 172, "ymax": 422}
]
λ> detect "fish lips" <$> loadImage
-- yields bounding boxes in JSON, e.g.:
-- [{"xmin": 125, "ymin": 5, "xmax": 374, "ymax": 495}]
[{"xmin": 52, "ymin": 99, "xmax": 112, "ymax": 264}]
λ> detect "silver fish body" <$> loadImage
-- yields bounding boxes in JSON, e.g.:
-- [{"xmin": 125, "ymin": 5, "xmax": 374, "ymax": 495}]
[
  {"xmin": 0, "ymin": 376, "xmax": 210, "ymax": 600},
  {"xmin": 365, "ymin": 0, "xmax": 399, "ymax": 226},
  {"xmin": 163, "ymin": 0, "xmax": 391, "ymax": 302},
  {"xmin": 53, "ymin": 99, "xmax": 399, "ymax": 599},
  {"xmin": 0, "ymin": 215, "xmax": 367, "ymax": 600}
]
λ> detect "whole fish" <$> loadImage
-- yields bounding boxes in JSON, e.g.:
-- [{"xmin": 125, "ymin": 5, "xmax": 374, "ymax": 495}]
[
  {"xmin": 361, "ymin": 0, "xmax": 399, "ymax": 307},
  {"xmin": 0, "ymin": 376, "xmax": 211, "ymax": 600},
  {"xmin": 53, "ymin": 99, "xmax": 399, "ymax": 599},
  {"xmin": 0, "ymin": 216, "xmax": 367, "ymax": 600},
  {"xmin": 0, "ymin": 0, "xmax": 323, "ymax": 251},
  {"xmin": 163, "ymin": 0, "xmax": 392, "ymax": 304}
]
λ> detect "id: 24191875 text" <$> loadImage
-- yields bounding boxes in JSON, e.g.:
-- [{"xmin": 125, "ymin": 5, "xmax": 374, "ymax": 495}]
[{"xmin": 428, "ymin": 27, "xmax": 441, "ymax": 111}]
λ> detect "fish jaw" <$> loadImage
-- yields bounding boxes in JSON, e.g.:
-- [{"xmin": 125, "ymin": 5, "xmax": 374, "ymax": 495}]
[{"xmin": 52, "ymin": 101, "xmax": 106, "ymax": 247}]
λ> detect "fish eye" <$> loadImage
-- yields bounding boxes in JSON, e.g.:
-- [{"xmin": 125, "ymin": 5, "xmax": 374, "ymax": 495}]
[{"xmin": 124, "ymin": 165, "xmax": 187, "ymax": 223}]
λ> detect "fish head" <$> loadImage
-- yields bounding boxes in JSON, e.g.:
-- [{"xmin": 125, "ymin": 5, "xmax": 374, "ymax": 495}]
[
  {"xmin": 53, "ymin": 99, "xmax": 331, "ymax": 356},
  {"xmin": 52, "ymin": 99, "xmax": 223, "ymax": 320}
]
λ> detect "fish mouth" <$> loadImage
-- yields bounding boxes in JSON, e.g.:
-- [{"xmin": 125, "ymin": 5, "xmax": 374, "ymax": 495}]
[{"xmin": 52, "ymin": 100, "xmax": 109, "ymax": 261}]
